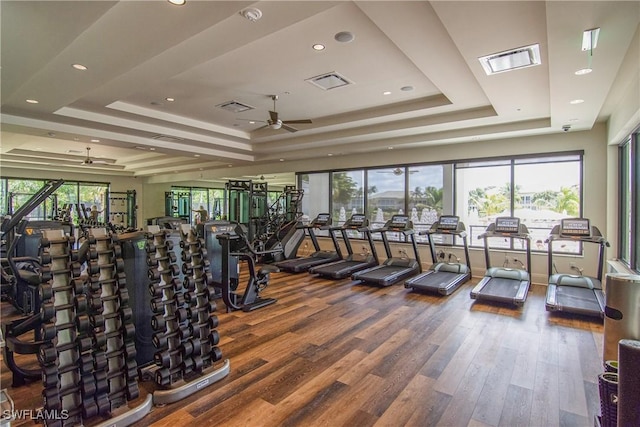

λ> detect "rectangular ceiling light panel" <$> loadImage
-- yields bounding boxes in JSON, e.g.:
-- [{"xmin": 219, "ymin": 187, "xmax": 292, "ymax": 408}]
[
  {"xmin": 306, "ymin": 72, "xmax": 352, "ymax": 90},
  {"xmin": 216, "ymin": 100, "xmax": 255, "ymax": 113},
  {"xmin": 478, "ymin": 44, "xmax": 541, "ymax": 75}
]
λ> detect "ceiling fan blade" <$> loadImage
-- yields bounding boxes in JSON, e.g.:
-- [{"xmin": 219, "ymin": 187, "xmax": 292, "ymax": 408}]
[
  {"xmin": 281, "ymin": 124, "xmax": 298, "ymax": 133},
  {"xmin": 237, "ymin": 118, "xmax": 266, "ymax": 123},
  {"xmin": 282, "ymin": 119, "xmax": 312, "ymax": 124},
  {"xmin": 269, "ymin": 110, "xmax": 278, "ymax": 122},
  {"xmin": 254, "ymin": 124, "xmax": 269, "ymax": 131}
]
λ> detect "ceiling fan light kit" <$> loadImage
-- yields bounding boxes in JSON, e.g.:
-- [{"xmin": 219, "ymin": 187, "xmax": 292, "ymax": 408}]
[{"xmin": 246, "ymin": 95, "xmax": 312, "ymax": 133}]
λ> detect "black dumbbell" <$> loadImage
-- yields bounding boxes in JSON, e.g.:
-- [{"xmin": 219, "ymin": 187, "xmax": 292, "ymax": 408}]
[
  {"xmin": 180, "ymin": 338, "xmax": 202, "ymax": 359},
  {"xmin": 186, "ymin": 346, "xmax": 223, "ymax": 375},
  {"xmin": 91, "ymin": 321, "xmax": 136, "ymax": 347},
  {"xmin": 87, "ymin": 276, "xmax": 117, "ymax": 292},
  {"xmin": 151, "ymin": 305, "xmax": 190, "ymax": 331},
  {"xmin": 183, "ymin": 287, "xmax": 213, "ymax": 305},
  {"xmin": 100, "ymin": 340, "xmax": 137, "ymax": 364},
  {"xmin": 149, "ymin": 278, "xmax": 182, "ymax": 298},
  {"xmin": 152, "ymin": 324, "xmax": 191, "ymax": 349},
  {"xmin": 98, "ymin": 288, "xmax": 130, "ymax": 308},
  {"xmin": 90, "ymin": 306, "xmax": 133, "ymax": 328},
  {"xmin": 148, "ymin": 252, "xmax": 177, "ymax": 267},
  {"xmin": 184, "ymin": 302, "xmax": 217, "ymax": 322},
  {"xmin": 155, "ymin": 360, "xmax": 196, "ymax": 387},
  {"xmin": 42, "ymin": 363, "xmax": 84, "ymax": 389},
  {"xmin": 41, "ymin": 321, "xmax": 79, "ymax": 341},
  {"xmin": 154, "ymin": 347, "xmax": 184, "ymax": 369},
  {"xmin": 39, "ymin": 279, "xmax": 86, "ymax": 302},
  {"xmin": 148, "ymin": 264, "xmax": 180, "ymax": 281},
  {"xmin": 207, "ymin": 315, "xmax": 219, "ymax": 330}
]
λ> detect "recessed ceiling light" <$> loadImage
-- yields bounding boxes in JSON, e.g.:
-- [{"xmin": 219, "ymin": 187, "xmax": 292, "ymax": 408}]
[
  {"xmin": 194, "ymin": 154, "xmax": 200, "ymax": 157},
  {"xmin": 249, "ymin": 121, "xmax": 256, "ymax": 124},
  {"xmin": 279, "ymin": 158, "xmax": 285, "ymax": 162},
  {"xmin": 26, "ymin": 99, "xmax": 39, "ymax": 104},
  {"xmin": 388, "ymin": 146, "xmax": 394, "ymax": 150},
  {"xmin": 165, "ymin": 97, "xmax": 175, "ymax": 102},
  {"xmin": 575, "ymin": 68, "xmax": 592, "ymax": 75},
  {"xmin": 72, "ymin": 63, "xmax": 87, "ymax": 71},
  {"xmin": 240, "ymin": 7, "xmax": 262, "ymax": 22},
  {"xmin": 149, "ymin": 147, "xmax": 156, "ymax": 151},
  {"xmin": 383, "ymin": 91, "xmax": 391, "ymax": 95},
  {"xmin": 91, "ymin": 139, "xmax": 100, "ymax": 142},
  {"xmin": 400, "ymin": 86, "xmax": 414, "ymax": 92},
  {"xmin": 570, "ymin": 99, "xmax": 585, "ymax": 104},
  {"xmin": 168, "ymin": 0, "xmax": 186, "ymax": 5},
  {"xmin": 334, "ymin": 31, "xmax": 355, "ymax": 43},
  {"xmin": 327, "ymin": 153, "xmax": 333, "ymax": 157},
  {"xmin": 312, "ymin": 44, "xmax": 325, "ymax": 51},
  {"xmin": 228, "ymin": 164, "xmax": 233, "ymax": 168}
]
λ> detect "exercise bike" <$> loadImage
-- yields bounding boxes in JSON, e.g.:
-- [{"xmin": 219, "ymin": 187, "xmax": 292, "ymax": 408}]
[{"xmin": 216, "ymin": 223, "xmax": 279, "ymax": 312}]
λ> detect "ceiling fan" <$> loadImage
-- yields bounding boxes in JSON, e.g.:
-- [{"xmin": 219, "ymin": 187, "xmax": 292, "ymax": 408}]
[
  {"xmin": 245, "ymin": 95, "xmax": 312, "ymax": 133},
  {"xmin": 81, "ymin": 147, "xmax": 111, "ymax": 165},
  {"xmin": 377, "ymin": 167, "xmax": 419, "ymax": 176}
]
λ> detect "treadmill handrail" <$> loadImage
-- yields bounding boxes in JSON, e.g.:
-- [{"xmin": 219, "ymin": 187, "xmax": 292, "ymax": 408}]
[
  {"xmin": 479, "ymin": 221, "xmax": 531, "ymax": 274},
  {"xmin": 546, "ymin": 223, "xmax": 609, "ymax": 280}
]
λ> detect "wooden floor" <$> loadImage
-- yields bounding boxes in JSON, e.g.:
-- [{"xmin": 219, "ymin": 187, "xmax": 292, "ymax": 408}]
[{"xmin": 2, "ymin": 272, "xmax": 605, "ymax": 427}]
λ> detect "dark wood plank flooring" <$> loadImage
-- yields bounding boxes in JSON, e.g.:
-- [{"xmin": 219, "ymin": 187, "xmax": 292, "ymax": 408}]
[{"xmin": 1, "ymin": 271, "xmax": 605, "ymax": 427}]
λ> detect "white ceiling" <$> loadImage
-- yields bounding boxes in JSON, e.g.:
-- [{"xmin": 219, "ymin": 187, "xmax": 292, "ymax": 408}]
[{"xmin": 1, "ymin": 1, "xmax": 638, "ymax": 185}]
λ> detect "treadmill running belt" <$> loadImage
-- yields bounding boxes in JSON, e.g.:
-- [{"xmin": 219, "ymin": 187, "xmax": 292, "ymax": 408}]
[
  {"xmin": 478, "ymin": 277, "xmax": 521, "ymax": 299},
  {"xmin": 555, "ymin": 286, "xmax": 601, "ymax": 313},
  {"xmin": 356, "ymin": 265, "xmax": 408, "ymax": 281}
]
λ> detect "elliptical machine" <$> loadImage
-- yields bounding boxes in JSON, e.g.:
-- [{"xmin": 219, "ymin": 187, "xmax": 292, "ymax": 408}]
[{"xmin": 216, "ymin": 223, "xmax": 279, "ymax": 312}]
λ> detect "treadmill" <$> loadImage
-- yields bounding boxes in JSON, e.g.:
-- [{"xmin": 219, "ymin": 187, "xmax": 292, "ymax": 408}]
[
  {"xmin": 275, "ymin": 213, "xmax": 342, "ymax": 273},
  {"xmin": 351, "ymin": 215, "xmax": 421, "ymax": 286},
  {"xmin": 545, "ymin": 218, "xmax": 608, "ymax": 318},
  {"xmin": 470, "ymin": 217, "xmax": 531, "ymax": 306},
  {"xmin": 308, "ymin": 213, "xmax": 379, "ymax": 279},
  {"xmin": 404, "ymin": 215, "xmax": 471, "ymax": 295}
]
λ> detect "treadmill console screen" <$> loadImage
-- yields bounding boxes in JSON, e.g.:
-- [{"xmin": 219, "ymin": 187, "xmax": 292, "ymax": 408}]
[
  {"xmin": 350, "ymin": 214, "xmax": 365, "ymax": 226},
  {"xmin": 315, "ymin": 213, "xmax": 331, "ymax": 226},
  {"xmin": 438, "ymin": 216, "xmax": 459, "ymax": 231},
  {"xmin": 560, "ymin": 218, "xmax": 591, "ymax": 237},
  {"xmin": 389, "ymin": 215, "xmax": 409, "ymax": 230},
  {"xmin": 495, "ymin": 217, "xmax": 520, "ymax": 233}
]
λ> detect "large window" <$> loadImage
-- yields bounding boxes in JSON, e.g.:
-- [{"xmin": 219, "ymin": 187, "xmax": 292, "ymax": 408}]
[
  {"xmin": 619, "ymin": 132, "xmax": 639, "ymax": 271},
  {"xmin": 455, "ymin": 154, "xmax": 582, "ymax": 252},
  {"xmin": 0, "ymin": 178, "xmax": 109, "ymax": 223},
  {"xmin": 297, "ymin": 152, "xmax": 583, "ymax": 251},
  {"xmin": 331, "ymin": 171, "xmax": 364, "ymax": 225}
]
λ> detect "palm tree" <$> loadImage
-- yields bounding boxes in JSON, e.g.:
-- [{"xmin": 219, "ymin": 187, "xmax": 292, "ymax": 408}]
[
  {"xmin": 532, "ymin": 190, "xmax": 557, "ymax": 209},
  {"xmin": 555, "ymin": 186, "xmax": 580, "ymax": 216},
  {"xmin": 424, "ymin": 186, "xmax": 443, "ymax": 213},
  {"xmin": 467, "ymin": 187, "xmax": 486, "ymax": 213}
]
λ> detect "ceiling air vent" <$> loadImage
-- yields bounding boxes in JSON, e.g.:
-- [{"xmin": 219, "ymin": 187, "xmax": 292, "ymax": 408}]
[
  {"xmin": 478, "ymin": 44, "xmax": 541, "ymax": 75},
  {"xmin": 216, "ymin": 100, "xmax": 255, "ymax": 113},
  {"xmin": 306, "ymin": 72, "xmax": 353, "ymax": 90},
  {"xmin": 151, "ymin": 134, "xmax": 184, "ymax": 143}
]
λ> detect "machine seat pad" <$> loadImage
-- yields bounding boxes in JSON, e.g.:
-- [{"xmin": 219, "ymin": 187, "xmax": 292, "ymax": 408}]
[
  {"xmin": 549, "ymin": 274, "xmax": 600, "ymax": 289},
  {"xmin": 433, "ymin": 263, "xmax": 469, "ymax": 274},
  {"xmin": 486, "ymin": 267, "xmax": 529, "ymax": 281}
]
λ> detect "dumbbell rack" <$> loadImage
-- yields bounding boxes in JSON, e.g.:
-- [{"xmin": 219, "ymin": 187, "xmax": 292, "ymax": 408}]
[
  {"xmin": 143, "ymin": 225, "xmax": 229, "ymax": 405},
  {"xmin": 38, "ymin": 228, "xmax": 152, "ymax": 427}
]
